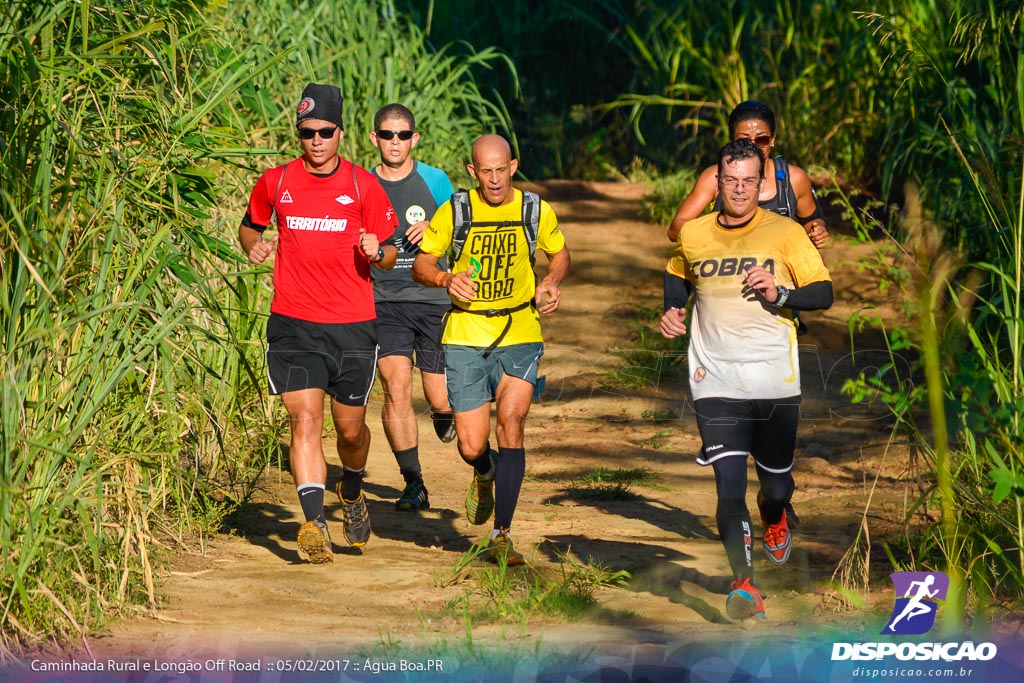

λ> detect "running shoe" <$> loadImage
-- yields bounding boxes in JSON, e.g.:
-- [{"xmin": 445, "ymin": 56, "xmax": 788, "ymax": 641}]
[
  {"xmin": 726, "ymin": 577, "xmax": 766, "ymax": 620},
  {"xmin": 465, "ymin": 452, "xmax": 496, "ymax": 525},
  {"xmin": 339, "ymin": 491, "xmax": 372, "ymax": 547},
  {"xmin": 762, "ymin": 509, "xmax": 792, "ymax": 565},
  {"xmin": 431, "ymin": 410, "xmax": 457, "ymax": 443},
  {"xmin": 485, "ymin": 528, "xmax": 525, "ymax": 566},
  {"xmin": 296, "ymin": 519, "xmax": 333, "ymax": 564},
  {"xmin": 757, "ymin": 493, "xmax": 793, "ymax": 565},
  {"xmin": 395, "ymin": 479, "xmax": 430, "ymax": 511}
]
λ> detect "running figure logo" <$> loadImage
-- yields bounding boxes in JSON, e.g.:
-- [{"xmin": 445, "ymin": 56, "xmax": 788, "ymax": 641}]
[{"xmin": 882, "ymin": 571, "xmax": 949, "ymax": 635}]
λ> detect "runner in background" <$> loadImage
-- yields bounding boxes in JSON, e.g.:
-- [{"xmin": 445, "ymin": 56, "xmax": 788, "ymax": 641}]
[
  {"xmin": 368, "ymin": 103, "xmax": 458, "ymax": 512},
  {"xmin": 667, "ymin": 101, "xmax": 828, "ymax": 249}
]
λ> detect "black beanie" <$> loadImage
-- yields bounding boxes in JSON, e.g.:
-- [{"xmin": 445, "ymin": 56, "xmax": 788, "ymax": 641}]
[{"xmin": 296, "ymin": 83, "xmax": 344, "ymax": 127}]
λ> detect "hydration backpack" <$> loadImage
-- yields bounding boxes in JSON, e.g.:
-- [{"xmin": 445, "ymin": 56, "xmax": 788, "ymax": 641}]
[{"xmin": 450, "ymin": 189, "xmax": 541, "ymax": 264}]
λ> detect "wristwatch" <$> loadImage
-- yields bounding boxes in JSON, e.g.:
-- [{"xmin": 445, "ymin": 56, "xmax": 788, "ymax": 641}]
[
  {"xmin": 372, "ymin": 247, "xmax": 384, "ymax": 263},
  {"xmin": 773, "ymin": 285, "xmax": 790, "ymax": 307}
]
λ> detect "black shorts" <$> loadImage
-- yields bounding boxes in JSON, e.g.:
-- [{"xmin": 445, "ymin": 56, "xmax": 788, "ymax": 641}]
[
  {"xmin": 375, "ymin": 301, "xmax": 447, "ymax": 374},
  {"xmin": 266, "ymin": 313, "xmax": 378, "ymax": 406},
  {"xmin": 693, "ymin": 397, "xmax": 800, "ymax": 473}
]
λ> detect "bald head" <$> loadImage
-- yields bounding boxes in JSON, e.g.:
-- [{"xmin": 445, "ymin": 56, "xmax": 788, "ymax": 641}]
[
  {"xmin": 471, "ymin": 134, "xmax": 512, "ymax": 166},
  {"xmin": 467, "ymin": 134, "xmax": 519, "ymax": 207}
]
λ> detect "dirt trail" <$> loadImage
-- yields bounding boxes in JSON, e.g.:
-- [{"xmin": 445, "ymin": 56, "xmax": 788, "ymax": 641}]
[{"xmin": 79, "ymin": 181, "xmax": 910, "ymax": 665}]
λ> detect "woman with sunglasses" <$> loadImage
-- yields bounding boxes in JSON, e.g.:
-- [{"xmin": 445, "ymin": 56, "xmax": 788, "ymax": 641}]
[{"xmin": 666, "ymin": 101, "xmax": 828, "ymax": 248}]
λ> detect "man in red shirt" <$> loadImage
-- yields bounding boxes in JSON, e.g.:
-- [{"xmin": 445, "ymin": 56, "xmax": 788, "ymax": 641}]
[{"xmin": 239, "ymin": 83, "xmax": 398, "ymax": 563}]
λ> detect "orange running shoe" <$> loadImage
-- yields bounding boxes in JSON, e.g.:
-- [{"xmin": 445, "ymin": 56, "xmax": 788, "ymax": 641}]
[{"xmin": 726, "ymin": 576, "xmax": 766, "ymax": 620}]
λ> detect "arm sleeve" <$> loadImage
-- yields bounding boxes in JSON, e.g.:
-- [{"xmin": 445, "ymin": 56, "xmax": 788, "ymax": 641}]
[
  {"xmin": 663, "ymin": 271, "xmax": 692, "ymax": 311},
  {"xmin": 782, "ymin": 280, "xmax": 833, "ymax": 311}
]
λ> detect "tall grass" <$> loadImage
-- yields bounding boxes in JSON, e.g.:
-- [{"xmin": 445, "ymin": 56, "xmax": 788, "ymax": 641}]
[
  {"xmin": 225, "ymin": 0, "xmax": 516, "ymax": 181},
  {"xmin": 841, "ymin": 2, "xmax": 1024, "ymax": 633},
  {"xmin": 0, "ymin": 0, "xmax": 276, "ymax": 655},
  {"xmin": 602, "ymin": 0, "xmax": 894, "ymax": 178},
  {"xmin": 0, "ymin": 0, "xmax": 516, "ymax": 656}
]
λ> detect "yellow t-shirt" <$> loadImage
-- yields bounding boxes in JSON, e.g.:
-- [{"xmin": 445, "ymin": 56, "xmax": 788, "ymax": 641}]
[
  {"xmin": 421, "ymin": 188, "xmax": 565, "ymax": 346},
  {"xmin": 666, "ymin": 208, "xmax": 831, "ymax": 400}
]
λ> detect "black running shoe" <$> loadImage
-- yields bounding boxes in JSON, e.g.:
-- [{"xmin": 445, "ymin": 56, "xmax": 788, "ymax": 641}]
[
  {"xmin": 339, "ymin": 491, "xmax": 372, "ymax": 547},
  {"xmin": 395, "ymin": 479, "xmax": 430, "ymax": 511},
  {"xmin": 430, "ymin": 410, "xmax": 457, "ymax": 443}
]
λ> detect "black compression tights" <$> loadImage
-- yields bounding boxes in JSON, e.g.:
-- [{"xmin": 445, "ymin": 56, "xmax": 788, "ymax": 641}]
[{"xmin": 712, "ymin": 456, "xmax": 794, "ymax": 579}]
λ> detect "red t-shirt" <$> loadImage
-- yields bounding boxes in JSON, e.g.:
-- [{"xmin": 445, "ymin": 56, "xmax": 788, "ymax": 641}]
[{"xmin": 243, "ymin": 157, "xmax": 398, "ymax": 323}]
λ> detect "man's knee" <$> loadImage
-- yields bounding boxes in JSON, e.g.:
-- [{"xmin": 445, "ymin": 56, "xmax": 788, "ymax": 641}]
[
  {"xmin": 759, "ymin": 474, "xmax": 794, "ymax": 504},
  {"xmin": 287, "ymin": 409, "xmax": 324, "ymax": 437},
  {"xmin": 335, "ymin": 421, "xmax": 368, "ymax": 449},
  {"xmin": 457, "ymin": 436, "xmax": 488, "ymax": 460},
  {"xmin": 716, "ymin": 497, "xmax": 748, "ymax": 519}
]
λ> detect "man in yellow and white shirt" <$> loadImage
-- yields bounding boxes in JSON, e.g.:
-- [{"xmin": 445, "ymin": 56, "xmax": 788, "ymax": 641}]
[
  {"xmin": 661, "ymin": 139, "xmax": 832, "ymax": 620},
  {"xmin": 413, "ymin": 134, "xmax": 569, "ymax": 565}
]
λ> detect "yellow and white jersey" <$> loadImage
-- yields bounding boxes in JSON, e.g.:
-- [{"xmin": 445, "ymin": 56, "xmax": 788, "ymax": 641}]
[{"xmin": 666, "ymin": 208, "xmax": 830, "ymax": 400}]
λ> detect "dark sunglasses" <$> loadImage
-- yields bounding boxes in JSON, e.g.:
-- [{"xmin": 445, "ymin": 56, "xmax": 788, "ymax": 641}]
[
  {"xmin": 376, "ymin": 129, "xmax": 414, "ymax": 141},
  {"xmin": 752, "ymin": 135, "xmax": 772, "ymax": 148},
  {"xmin": 298, "ymin": 126, "xmax": 338, "ymax": 140}
]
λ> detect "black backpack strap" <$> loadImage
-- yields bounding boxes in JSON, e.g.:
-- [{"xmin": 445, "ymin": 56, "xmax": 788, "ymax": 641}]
[
  {"xmin": 450, "ymin": 300, "xmax": 535, "ymax": 357},
  {"xmin": 521, "ymin": 190, "xmax": 540, "ymax": 264},
  {"xmin": 773, "ymin": 155, "xmax": 798, "ymax": 219},
  {"xmin": 450, "ymin": 189, "xmax": 472, "ymax": 261}
]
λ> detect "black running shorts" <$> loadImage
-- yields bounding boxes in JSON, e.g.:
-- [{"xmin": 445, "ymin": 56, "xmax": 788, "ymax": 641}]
[
  {"xmin": 265, "ymin": 313, "xmax": 378, "ymax": 406},
  {"xmin": 374, "ymin": 301, "xmax": 447, "ymax": 374},
  {"xmin": 693, "ymin": 396, "xmax": 801, "ymax": 474}
]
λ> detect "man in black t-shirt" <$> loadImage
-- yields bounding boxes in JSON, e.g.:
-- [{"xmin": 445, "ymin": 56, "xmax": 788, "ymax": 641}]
[{"xmin": 369, "ymin": 103, "xmax": 456, "ymax": 512}]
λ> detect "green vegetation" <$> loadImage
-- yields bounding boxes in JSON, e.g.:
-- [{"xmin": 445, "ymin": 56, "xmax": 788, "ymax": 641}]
[
  {"xmin": 230, "ymin": 0, "xmax": 516, "ymax": 179},
  {"xmin": 0, "ymin": 0, "xmax": 513, "ymax": 655},
  {"xmin": 440, "ymin": 542, "xmax": 630, "ymax": 626},
  {"xmin": 834, "ymin": 3, "xmax": 1024, "ymax": 634},
  {"xmin": 603, "ymin": 303, "xmax": 687, "ymax": 391},
  {"xmin": 3, "ymin": 0, "xmax": 1022, "ymax": 650},
  {"xmin": 566, "ymin": 466, "xmax": 664, "ymax": 501}
]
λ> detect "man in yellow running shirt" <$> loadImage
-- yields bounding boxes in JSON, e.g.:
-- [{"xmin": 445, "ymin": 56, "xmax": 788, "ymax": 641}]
[
  {"xmin": 413, "ymin": 134, "xmax": 570, "ymax": 564},
  {"xmin": 661, "ymin": 139, "xmax": 833, "ymax": 620}
]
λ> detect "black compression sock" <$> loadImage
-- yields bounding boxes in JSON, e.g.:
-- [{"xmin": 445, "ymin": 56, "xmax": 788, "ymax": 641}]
[
  {"xmin": 393, "ymin": 447, "xmax": 421, "ymax": 483},
  {"xmin": 297, "ymin": 484, "xmax": 325, "ymax": 523},
  {"xmin": 494, "ymin": 447, "xmax": 525, "ymax": 530},
  {"xmin": 716, "ymin": 497, "xmax": 753, "ymax": 580},
  {"xmin": 340, "ymin": 466, "xmax": 365, "ymax": 501},
  {"xmin": 467, "ymin": 443, "xmax": 494, "ymax": 477}
]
